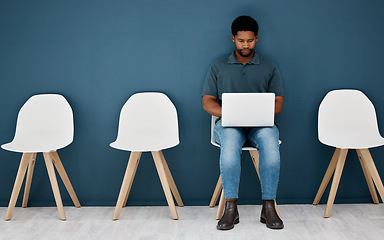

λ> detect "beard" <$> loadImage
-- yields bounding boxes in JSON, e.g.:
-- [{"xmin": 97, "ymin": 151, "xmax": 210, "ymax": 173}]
[{"xmin": 236, "ymin": 48, "xmax": 254, "ymax": 57}]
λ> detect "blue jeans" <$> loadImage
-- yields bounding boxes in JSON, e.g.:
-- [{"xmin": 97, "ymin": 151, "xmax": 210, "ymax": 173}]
[{"xmin": 214, "ymin": 119, "xmax": 280, "ymax": 200}]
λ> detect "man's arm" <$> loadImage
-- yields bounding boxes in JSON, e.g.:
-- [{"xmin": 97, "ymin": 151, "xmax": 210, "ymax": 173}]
[
  {"xmin": 202, "ymin": 95, "xmax": 222, "ymax": 117},
  {"xmin": 275, "ymin": 96, "xmax": 284, "ymax": 116}
]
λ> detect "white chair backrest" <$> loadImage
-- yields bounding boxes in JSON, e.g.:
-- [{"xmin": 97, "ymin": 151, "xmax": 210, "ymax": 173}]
[
  {"xmin": 318, "ymin": 89, "xmax": 384, "ymax": 149},
  {"xmin": 110, "ymin": 92, "xmax": 179, "ymax": 152},
  {"xmin": 2, "ymin": 94, "xmax": 74, "ymax": 152}
]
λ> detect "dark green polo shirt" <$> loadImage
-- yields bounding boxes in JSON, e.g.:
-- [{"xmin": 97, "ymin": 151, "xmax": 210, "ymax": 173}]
[{"xmin": 202, "ymin": 51, "xmax": 284, "ymax": 101}]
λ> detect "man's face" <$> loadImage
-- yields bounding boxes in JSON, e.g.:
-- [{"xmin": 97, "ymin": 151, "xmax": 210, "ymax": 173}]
[{"xmin": 232, "ymin": 31, "xmax": 258, "ymax": 58}]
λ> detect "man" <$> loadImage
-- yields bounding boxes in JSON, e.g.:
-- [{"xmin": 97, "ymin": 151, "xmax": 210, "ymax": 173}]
[{"xmin": 202, "ymin": 16, "xmax": 284, "ymax": 230}]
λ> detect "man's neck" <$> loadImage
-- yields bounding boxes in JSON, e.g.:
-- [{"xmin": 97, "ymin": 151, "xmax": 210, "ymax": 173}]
[{"xmin": 234, "ymin": 51, "xmax": 255, "ymax": 64}]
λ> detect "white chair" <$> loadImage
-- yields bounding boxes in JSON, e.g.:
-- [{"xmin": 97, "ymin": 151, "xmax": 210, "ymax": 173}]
[
  {"xmin": 111, "ymin": 92, "xmax": 183, "ymax": 220},
  {"xmin": 313, "ymin": 89, "xmax": 384, "ymax": 217},
  {"xmin": 1, "ymin": 94, "xmax": 81, "ymax": 221},
  {"xmin": 208, "ymin": 116, "xmax": 280, "ymax": 219}
]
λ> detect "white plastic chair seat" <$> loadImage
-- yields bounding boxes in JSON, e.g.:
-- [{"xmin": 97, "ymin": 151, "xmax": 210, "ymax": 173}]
[
  {"xmin": 322, "ymin": 134, "xmax": 384, "ymax": 149},
  {"xmin": 2, "ymin": 137, "xmax": 70, "ymax": 153},
  {"xmin": 110, "ymin": 135, "xmax": 176, "ymax": 152}
]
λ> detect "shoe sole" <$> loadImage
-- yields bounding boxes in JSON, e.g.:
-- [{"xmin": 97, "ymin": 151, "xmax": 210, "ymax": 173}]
[
  {"xmin": 216, "ymin": 218, "xmax": 239, "ymax": 230},
  {"xmin": 260, "ymin": 216, "xmax": 284, "ymax": 230}
]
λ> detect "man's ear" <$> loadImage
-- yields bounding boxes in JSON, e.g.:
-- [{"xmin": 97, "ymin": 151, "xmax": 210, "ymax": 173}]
[
  {"xmin": 231, "ymin": 34, "xmax": 235, "ymax": 42},
  {"xmin": 255, "ymin": 34, "xmax": 259, "ymax": 42}
]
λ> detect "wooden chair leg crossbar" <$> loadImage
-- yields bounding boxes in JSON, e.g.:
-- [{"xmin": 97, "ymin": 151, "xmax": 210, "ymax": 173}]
[
  {"xmin": 313, "ymin": 148, "xmax": 384, "ymax": 218},
  {"xmin": 5, "ymin": 151, "xmax": 81, "ymax": 221},
  {"xmin": 113, "ymin": 150, "xmax": 184, "ymax": 220},
  {"xmin": 209, "ymin": 150, "xmax": 280, "ymax": 220}
]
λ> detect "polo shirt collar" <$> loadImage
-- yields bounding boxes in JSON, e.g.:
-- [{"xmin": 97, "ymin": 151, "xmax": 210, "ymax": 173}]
[{"xmin": 228, "ymin": 51, "xmax": 260, "ymax": 65}]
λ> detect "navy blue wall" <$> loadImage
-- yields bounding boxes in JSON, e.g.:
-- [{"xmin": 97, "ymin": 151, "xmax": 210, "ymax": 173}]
[{"xmin": 1, "ymin": 0, "xmax": 384, "ymax": 206}]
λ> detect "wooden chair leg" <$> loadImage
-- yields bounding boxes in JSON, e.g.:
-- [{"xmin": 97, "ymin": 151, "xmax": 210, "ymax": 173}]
[
  {"xmin": 123, "ymin": 188, "xmax": 129, "ymax": 208},
  {"xmin": 356, "ymin": 150, "xmax": 379, "ymax": 204},
  {"xmin": 209, "ymin": 175, "xmax": 222, "ymax": 207},
  {"xmin": 22, "ymin": 153, "xmax": 37, "ymax": 208},
  {"xmin": 152, "ymin": 151, "xmax": 178, "ymax": 220},
  {"xmin": 324, "ymin": 149, "xmax": 348, "ymax": 218},
  {"xmin": 5, "ymin": 153, "xmax": 33, "ymax": 220},
  {"xmin": 357, "ymin": 149, "xmax": 384, "ymax": 202},
  {"xmin": 216, "ymin": 190, "xmax": 225, "ymax": 220},
  {"xmin": 122, "ymin": 152, "xmax": 141, "ymax": 208},
  {"xmin": 113, "ymin": 151, "xmax": 142, "ymax": 220},
  {"xmin": 313, "ymin": 148, "xmax": 340, "ymax": 205},
  {"xmin": 249, "ymin": 150, "xmax": 260, "ymax": 178},
  {"xmin": 43, "ymin": 152, "xmax": 66, "ymax": 221},
  {"xmin": 50, "ymin": 152, "xmax": 81, "ymax": 208},
  {"xmin": 159, "ymin": 151, "xmax": 184, "ymax": 207},
  {"xmin": 273, "ymin": 200, "xmax": 281, "ymax": 218}
]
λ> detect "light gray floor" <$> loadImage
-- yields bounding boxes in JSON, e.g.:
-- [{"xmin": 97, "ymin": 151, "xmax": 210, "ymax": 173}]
[{"xmin": 0, "ymin": 204, "xmax": 383, "ymax": 240}]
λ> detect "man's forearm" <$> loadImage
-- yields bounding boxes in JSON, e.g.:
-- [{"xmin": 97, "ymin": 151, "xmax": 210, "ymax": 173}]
[
  {"xmin": 274, "ymin": 96, "xmax": 284, "ymax": 116},
  {"xmin": 202, "ymin": 95, "xmax": 222, "ymax": 117}
]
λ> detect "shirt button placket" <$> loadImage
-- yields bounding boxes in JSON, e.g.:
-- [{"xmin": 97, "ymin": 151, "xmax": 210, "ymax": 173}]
[{"xmin": 242, "ymin": 65, "xmax": 246, "ymax": 81}]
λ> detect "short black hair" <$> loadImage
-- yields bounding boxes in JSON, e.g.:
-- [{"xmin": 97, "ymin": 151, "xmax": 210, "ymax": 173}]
[{"xmin": 231, "ymin": 15, "xmax": 259, "ymax": 36}]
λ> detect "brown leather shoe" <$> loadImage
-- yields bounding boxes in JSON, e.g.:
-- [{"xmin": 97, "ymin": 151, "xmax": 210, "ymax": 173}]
[
  {"xmin": 217, "ymin": 200, "xmax": 239, "ymax": 230},
  {"xmin": 260, "ymin": 200, "xmax": 284, "ymax": 229}
]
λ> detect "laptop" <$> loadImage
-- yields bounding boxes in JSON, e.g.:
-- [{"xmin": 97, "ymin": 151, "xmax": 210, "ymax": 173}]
[{"xmin": 221, "ymin": 93, "xmax": 275, "ymax": 127}]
